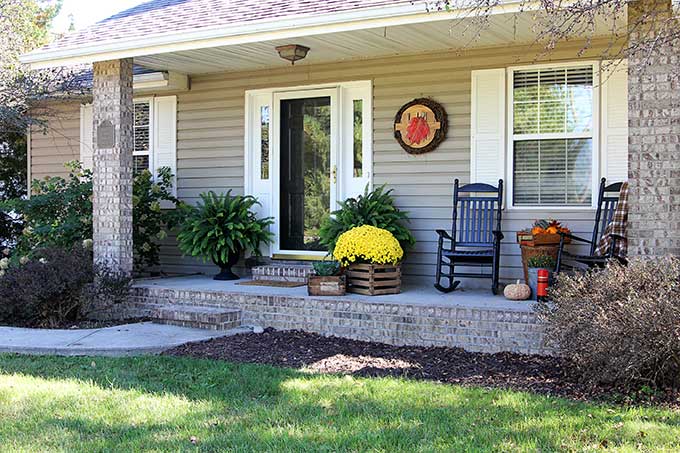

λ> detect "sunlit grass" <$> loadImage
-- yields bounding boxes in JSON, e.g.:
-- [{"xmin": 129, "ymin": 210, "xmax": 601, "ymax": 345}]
[{"xmin": 0, "ymin": 354, "xmax": 678, "ymax": 452}]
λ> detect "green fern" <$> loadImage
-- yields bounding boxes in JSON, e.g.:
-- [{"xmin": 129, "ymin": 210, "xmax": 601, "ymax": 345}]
[
  {"xmin": 177, "ymin": 191, "xmax": 273, "ymax": 265},
  {"xmin": 319, "ymin": 185, "xmax": 416, "ymax": 254}
]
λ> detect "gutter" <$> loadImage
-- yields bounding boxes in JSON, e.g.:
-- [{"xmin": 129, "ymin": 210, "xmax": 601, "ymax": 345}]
[
  {"xmin": 30, "ymin": 71, "xmax": 188, "ymax": 100},
  {"xmin": 21, "ymin": 1, "xmax": 532, "ymax": 69}
]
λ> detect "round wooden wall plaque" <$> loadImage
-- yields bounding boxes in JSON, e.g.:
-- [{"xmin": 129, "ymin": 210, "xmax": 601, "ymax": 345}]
[{"xmin": 394, "ymin": 98, "xmax": 448, "ymax": 155}]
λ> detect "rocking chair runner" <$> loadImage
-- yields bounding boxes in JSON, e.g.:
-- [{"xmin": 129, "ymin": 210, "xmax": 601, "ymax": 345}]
[
  {"xmin": 556, "ymin": 178, "xmax": 627, "ymax": 273},
  {"xmin": 435, "ymin": 179, "xmax": 504, "ymax": 294}
]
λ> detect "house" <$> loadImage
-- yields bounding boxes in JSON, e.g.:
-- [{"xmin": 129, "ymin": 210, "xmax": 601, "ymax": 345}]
[{"xmin": 19, "ymin": 0, "xmax": 678, "ymax": 353}]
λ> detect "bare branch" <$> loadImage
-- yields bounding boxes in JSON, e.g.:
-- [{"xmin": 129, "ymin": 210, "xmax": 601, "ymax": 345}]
[{"xmin": 419, "ymin": 0, "xmax": 680, "ymax": 77}]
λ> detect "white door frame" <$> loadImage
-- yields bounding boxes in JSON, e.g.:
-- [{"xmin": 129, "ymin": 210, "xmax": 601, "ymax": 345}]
[{"xmin": 245, "ymin": 81, "xmax": 372, "ymax": 258}]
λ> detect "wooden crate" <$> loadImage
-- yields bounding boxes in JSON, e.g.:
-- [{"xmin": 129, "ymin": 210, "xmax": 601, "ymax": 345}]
[
  {"xmin": 308, "ymin": 275, "xmax": 346, "ymax": 296},
  {"xmin": 346, "ymin": 263, "xmax": 401, "ymax": 296}
]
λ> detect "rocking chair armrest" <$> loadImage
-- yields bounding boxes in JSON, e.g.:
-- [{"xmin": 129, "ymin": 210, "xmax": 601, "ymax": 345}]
[
  {"xmin": 492, "ymin": 230, "xmax": 505, "ymax": 240},
  {"xmin": 436, "ymin": 229, "xmax": 453, "ymax": 241},
  {"xmin": 558, "ymin": 231, "xmax": 593, "ymax": 245}
]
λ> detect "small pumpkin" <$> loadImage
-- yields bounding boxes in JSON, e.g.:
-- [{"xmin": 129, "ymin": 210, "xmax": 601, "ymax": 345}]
[{"xmin": 504, "ymin": 280, "xmax": 531, "ymax": 301}]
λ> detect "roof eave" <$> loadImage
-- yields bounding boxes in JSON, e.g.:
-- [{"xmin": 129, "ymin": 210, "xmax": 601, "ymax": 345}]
[{"xmin": 21, "ymin": 1, "xmax": 530, "ymax": 69}]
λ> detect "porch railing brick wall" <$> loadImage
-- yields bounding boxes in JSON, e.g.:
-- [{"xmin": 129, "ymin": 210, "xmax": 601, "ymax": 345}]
[
  {"xmin": 92, "ymin": 59, "xmax": 134, "ymax": 275},
  {"xmin": 97, "ymin": 286, "xmax": 551, "ymax": 355},
  {"xmin": 628, "ymin": 0, "xmax": 680, "ymax": 256}
]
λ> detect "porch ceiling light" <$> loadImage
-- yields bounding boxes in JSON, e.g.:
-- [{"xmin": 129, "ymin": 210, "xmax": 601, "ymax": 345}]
[{"xmin": 275, "ymin": 44, "xmax": 310, "ymax": 65}]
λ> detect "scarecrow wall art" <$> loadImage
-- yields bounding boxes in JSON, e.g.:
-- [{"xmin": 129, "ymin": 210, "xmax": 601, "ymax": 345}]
[{"xmin": 394, "ymin": 98, "xmax": 448, "ymax": 154}]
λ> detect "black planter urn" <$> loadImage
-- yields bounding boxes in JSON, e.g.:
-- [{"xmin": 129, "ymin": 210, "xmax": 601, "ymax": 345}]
[{"xmin": 213, "ymin": 250, "xmax": 241, "ymax": 281}]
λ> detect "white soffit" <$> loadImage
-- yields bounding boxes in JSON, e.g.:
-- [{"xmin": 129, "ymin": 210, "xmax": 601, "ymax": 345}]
[{"xmin": 133, "ymin": 11, "xmax": 623, "ymax": 75}]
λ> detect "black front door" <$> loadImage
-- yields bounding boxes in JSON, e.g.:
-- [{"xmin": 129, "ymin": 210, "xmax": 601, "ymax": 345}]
[{"xmin": 279, "ymin": 96, "xmax": 331, "ymax": 251}]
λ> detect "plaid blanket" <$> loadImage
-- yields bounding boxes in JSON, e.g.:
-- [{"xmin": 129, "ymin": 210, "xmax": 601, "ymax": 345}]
[{"xmin": 595, "ymin": 181, "xmax": 628, "ymax": 258}]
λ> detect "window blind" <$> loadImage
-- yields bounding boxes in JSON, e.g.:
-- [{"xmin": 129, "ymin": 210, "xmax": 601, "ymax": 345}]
[
  {"xmin": 133, "ymin": 101, "xmax": 151, "ymax": 176},
  {"xmin": 513, "ymin": 139, "xmax": 592, "ymax": 206},
  {"xmin": 512, "ymin": 65, "xmax": 594, "ymax": 207}
]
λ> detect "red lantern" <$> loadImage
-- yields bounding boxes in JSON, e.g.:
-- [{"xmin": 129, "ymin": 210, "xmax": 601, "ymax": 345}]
[{"xmin": 537, "ymin": 269, "xmax": 549, "ymax": 302}]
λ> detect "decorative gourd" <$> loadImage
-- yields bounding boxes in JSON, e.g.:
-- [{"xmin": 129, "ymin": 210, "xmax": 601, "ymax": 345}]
[
  {"xmin": 527, "ymin": 219, "xmax": 570, "ymax": 236},
  {"xmin": 504, "ymin": 280, "xmax": 531, "ymax": 301}
]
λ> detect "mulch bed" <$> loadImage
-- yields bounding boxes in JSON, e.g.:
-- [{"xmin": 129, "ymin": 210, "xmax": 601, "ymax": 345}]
[{"xmin": 164, "ymin": 328, "xmax": 680, "ymax": 408}]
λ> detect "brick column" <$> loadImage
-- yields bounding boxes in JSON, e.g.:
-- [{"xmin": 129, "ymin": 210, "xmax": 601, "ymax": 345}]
[
  {"xmin": 92, "ymin": 59, "xmax": 134, "ymax": 275},
  {"xmin": 627, "ymin": 0, "xmax": 680, "ymax": 257}
]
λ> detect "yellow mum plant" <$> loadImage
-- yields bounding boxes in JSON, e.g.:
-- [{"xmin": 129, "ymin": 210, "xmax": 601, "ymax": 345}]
[{"xmin": 333, "ymin": 225, "xmax": 403, "ymax": 266}]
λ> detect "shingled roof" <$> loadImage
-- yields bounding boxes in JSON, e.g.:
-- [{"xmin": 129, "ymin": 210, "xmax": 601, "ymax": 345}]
[{"xmin": 35, "ymin": 0, "xmax": 418, "ymax": 54}]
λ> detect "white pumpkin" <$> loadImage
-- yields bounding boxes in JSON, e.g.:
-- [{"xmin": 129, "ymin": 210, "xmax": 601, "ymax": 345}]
[{"xmin": 504, "ymin": 280, "xmax": 531, "ymax": 301}]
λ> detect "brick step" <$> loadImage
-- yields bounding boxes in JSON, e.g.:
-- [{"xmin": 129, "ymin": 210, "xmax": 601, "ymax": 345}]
[
  {"xmin": 151, "ymin": 304, "xmax": 241, "ymax": 331},
  {"xmin": 252, "ymin": 264, "xmax": 314, "ymax": 283}
]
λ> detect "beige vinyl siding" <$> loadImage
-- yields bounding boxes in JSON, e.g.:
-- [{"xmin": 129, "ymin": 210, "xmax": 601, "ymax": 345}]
[
  {"xmin": 29, "ymin": 101, "xmax": 82, "ymax": 181},
  {"xmin": 160, "ymin": 40, "xmax": 608, "ymax": 281}
]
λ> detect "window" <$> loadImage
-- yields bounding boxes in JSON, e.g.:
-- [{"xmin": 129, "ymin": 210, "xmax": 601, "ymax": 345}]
[
  {"xmin": 352, "ymin": 99, "xmax": 363, "ymax": 178},
  {"xmin": 260, "ymin": 105, "xmax": 270, "ymax": 180},
  {"xmin": 511, "ymin": 65, "xmax": 595, "ymax": 207},
  {"xmin": 133, "ymin": 101, "xmax": 151, "ymax": 176}
]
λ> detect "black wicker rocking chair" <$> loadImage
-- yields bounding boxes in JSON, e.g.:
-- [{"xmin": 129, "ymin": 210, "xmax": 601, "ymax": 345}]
[
  {"xmin": 434, "ymin": 179, "xmax": 504, "ymax": 294},
  {"xmin": 555, "ymin": 178, "xmax": 627, "ymax": 273}
]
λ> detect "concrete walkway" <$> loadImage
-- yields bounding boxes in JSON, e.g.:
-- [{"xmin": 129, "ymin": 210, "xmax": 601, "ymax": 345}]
[{"xmin": 0, "ymin": 322, "xmax": 249, "ymax": 357}]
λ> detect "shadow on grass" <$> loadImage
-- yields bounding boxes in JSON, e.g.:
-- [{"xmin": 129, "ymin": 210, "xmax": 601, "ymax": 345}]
[{"xmin": 0, "ymin": 354, "xmax": 679, "ymax": 452}]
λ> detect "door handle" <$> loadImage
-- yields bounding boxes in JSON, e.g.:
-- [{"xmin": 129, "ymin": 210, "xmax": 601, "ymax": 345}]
[{"xmin": 332, "ymin": 165, "xmax": 337, "ymax": 184}]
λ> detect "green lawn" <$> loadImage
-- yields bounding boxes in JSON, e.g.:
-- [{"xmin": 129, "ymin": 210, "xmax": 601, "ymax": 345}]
[{"xmin": 0, "ymin": 355, "xmax": 678, "ymax": 452}]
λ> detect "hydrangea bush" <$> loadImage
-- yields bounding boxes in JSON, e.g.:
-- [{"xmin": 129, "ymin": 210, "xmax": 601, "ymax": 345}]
[
  {"xmin": 3, "ymin": 161, "xmax": 93, "ymax": 252},
  {"xmin": 1, "ymin": 162, "xmax": 183, "ymax": 275},
  {"xmin": 333, "ymin": 225, "xmax": 403, "ymax": 266},
  {"xmin": 132, "ymin": 168, "xmax": 184, "ymax": 273}
]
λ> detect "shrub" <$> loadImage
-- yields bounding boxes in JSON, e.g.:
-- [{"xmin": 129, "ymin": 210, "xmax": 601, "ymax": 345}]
[
  {"xmin": 2, "ymin": 162, "xmax": 182, "ymax": 273},
  {"xmin": 0, "ymin": 246, "xmax": 130, "ymax": 327},
  {"xmin": 537, "ymin": 258, "xmax": 680, "ymax": 389},
  {"xmin": 3, "ymin": 161, "xmax": 93, "ymax": 253},
  {"xmin": 319, "ymin": 185, "xmax": 415, "ymax": 253},
  {"xmin": 132, "ymin": 168, "xmax": 184, "ymax": 273},
  {"xmin": 333, "ymin": 225, "xmax": 403, "ymax": 266},
  {"xmin": 79, "ymin": 266, "xmax": 133, "ymax": 319},
  {"xmin": 527, "ymin": 255, "xmax": 556, "ymax": 269},
  {"xmin": 177, "ymin": 191, "xmax": 273, "ymax": 265}
]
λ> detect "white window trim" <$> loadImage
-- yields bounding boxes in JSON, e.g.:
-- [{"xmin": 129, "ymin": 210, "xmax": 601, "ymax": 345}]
[
  {"xmin": 244, "ymin": 80, "xmax": 373, "ymax": 258},
  {"xmin": 133, "ymin": 96, "xmax": 155, "ymax": 174},
  {"xmin": 505, "ymin": 60, "xmax": 601, "ymax": 211}
]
